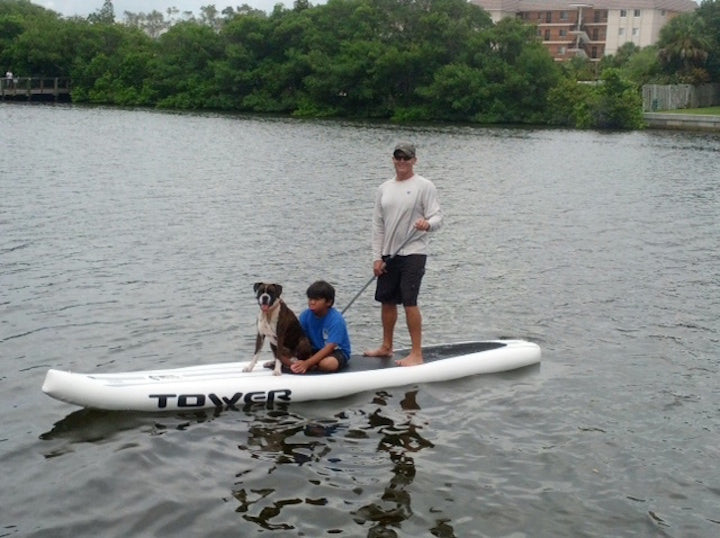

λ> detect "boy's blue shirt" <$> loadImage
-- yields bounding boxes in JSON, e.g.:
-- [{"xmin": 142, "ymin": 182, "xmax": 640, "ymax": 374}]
[{"xmin": 299, "ymin": 307, "xmax": 351, "ymax": 359}]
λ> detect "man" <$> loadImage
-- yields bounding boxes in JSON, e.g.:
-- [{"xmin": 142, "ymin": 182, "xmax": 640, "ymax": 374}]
[{"xmin": 363, "ymin": 142, "xmax": 443, "ymax": 366}]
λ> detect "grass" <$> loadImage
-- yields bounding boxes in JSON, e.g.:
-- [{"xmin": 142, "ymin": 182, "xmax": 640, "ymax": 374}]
[{"xmin": 663, "ymin": 106, "xmax": 720, "ymax": 115}]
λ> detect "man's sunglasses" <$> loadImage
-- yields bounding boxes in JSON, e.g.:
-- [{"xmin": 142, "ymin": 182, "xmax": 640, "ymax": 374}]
[{"xmin": 393, "ymin": 153, "xmax": 413, "ymax": 161}]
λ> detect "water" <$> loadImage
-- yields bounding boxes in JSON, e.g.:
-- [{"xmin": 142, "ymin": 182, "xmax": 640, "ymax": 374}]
[{"xmin": 1, "ymin": 103, "xmax": 719, "ymax": 537}]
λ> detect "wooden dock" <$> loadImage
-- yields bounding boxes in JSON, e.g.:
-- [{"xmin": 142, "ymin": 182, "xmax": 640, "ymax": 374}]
[{"xmin": 1, "ymin": 77, "xmax": 71, "ymax": 101}]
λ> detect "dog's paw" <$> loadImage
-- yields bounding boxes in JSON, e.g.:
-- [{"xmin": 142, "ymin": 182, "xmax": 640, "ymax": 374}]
[
  {"xmin": 272, "ymin": 369, "xmax": 282, "ymax": 376},
  {"xmin": 263, "ymin": 361, "xmax": 276, "ymax": 369},
  {"xmin": 242, "ymin": 366, "xmax": 254, "ymax": 373}
]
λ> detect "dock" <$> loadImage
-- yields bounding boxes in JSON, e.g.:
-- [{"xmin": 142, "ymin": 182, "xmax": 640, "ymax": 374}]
[{"xmin": 1, "ymin": 77, "xmax": 71, "ymax": 101}]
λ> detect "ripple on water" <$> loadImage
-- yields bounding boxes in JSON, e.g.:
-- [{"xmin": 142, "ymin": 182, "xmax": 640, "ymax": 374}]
[{"xmin": 2, "ymin": 106, "xmax": 719, "ymax": 537}]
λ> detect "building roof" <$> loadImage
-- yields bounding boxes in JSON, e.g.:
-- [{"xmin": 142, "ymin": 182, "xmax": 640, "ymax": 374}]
[{"xmin": 472, "ymin": 0, "xmax": 698, "ymax": 12}]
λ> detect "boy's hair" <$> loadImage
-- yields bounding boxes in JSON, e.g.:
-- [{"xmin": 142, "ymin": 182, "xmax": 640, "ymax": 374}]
[{"xmin": 306, "ymin": 280, "xmax": 335, "ymax": 305}]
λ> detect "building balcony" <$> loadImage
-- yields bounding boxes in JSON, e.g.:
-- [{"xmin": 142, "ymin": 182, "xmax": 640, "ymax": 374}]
[{"xmin": 569, "ymin": 29, "xmax": 590, "ymax": 43}]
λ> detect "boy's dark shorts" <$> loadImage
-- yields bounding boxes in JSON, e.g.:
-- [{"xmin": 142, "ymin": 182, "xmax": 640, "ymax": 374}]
[
  {"xmin": 303, "ymin": 348, "xmax": 349, "ymax": 370},
  {"xmin": 374, "ymin": 254, "xmax": 426, "ymax": 307},
  {"xmin": 331, "ymin": 349, "xmax": 350, "ymax": 370}
]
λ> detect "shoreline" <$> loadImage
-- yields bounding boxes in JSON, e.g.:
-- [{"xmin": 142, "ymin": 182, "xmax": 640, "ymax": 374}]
[{"xmin": 644, "ymin": 112, "xmax": 720, "ymax": 131}]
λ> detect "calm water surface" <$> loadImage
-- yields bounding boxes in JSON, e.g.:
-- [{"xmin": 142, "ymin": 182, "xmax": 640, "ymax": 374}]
[{"xmin": 1, "ymin": 103, "xmax": 719, "ymax": 537}]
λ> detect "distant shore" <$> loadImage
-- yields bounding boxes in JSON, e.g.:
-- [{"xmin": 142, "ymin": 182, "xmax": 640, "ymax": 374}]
[{"xmin": 644, "ymin": 107, "xmax": 720, "ymax": 131}]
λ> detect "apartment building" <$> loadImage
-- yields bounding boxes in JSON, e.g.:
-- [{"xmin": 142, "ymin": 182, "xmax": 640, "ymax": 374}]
[{"xmin": 471, "ymin": 0, "xmax": 698, "ymax": 61}]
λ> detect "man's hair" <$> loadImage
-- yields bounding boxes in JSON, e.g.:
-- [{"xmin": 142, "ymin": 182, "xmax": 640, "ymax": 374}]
[{"xmin": 306, "ymin": 280, "xmax": 335, "ymax": 305}]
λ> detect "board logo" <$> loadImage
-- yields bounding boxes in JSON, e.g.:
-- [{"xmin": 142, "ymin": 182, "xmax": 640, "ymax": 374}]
[{"xmin": 148, "ymin": 389, "xmax": 292, "ymax": 409}]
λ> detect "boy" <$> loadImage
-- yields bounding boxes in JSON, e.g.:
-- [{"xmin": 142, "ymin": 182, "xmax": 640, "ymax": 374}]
[{"xmin": 291, "ymin": 280, "xmax": 351, "ymax": 374}]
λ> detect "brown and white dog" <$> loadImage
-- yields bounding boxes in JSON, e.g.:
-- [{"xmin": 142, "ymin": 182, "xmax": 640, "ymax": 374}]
[{"xmin": 244, "ymin": 282, "xmax": 311, "ymax": 376}]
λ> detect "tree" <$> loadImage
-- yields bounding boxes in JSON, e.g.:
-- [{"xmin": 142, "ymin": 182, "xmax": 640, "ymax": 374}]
[
  {"xmin": 199, "ymin": 4, "xmax": 223, "ymax": 31},
  {"xmin": 600, "ymin": 42, "xmax": 640, "ymax": 70},
  {"xmin": 546, "ymin": 78, "xmax": 593, "ymax": 127},
  {"xmin": 123, "ymin": 10, "xmax": 169, "ymax": 38},
  {"xmin": 657, "ymin": 13, "xmax": 712, "ymax": 83},
  {"xmin": 88, "ymin": 0, "xmax": 115, "ymax": 24},
  {"xmin": 620, "ymin": 45, "xmax": 662, "ymax": 86},
  {"xmin": 696, "ymin": 0, "xmax": 720, "ymax": 81},
  {"xmin": 547, "ymin": 69, "xmax": 643, "ymax": 129},
  {"xmin": 591, "ymin": 68, "xmax": 644, "ymax": 129},
  {"xmin": 151, "ymin": 21, "xmax": 224, "ymax": 108}
]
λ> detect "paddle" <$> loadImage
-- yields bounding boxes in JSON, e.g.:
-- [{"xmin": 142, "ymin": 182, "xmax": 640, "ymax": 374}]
[{"xmin": 341, "ymin": 228, "xmax": 424, "ymax": 315}]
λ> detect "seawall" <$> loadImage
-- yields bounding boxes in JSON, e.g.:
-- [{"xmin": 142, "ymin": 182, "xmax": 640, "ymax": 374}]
[{"xmin": 644, "ymin": 113, "xmax": 720, "ymax": 132}]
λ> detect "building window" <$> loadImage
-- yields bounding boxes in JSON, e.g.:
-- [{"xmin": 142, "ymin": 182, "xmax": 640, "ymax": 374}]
[
  {"xmin": 546, "ymin": 11, "xmax": 552, "ymax": 23},
  {"xmin": 619, "ymin": 28, "xmax": 625, "ymax": 36},
  {"xmin": 661, "ymin": 10, "xmax": 666, "ymax": 16},
  {"xmin": 632, "ymin": 27, "xmax": 639, "ymax": 36},
  {"xmin": 593, "ymin": 28, "xmax": 599, "ymax": 40},
  {"xmin": 620, "ymin": 9, "xmax": 626, "ymax": 17},
  {"xmin": 591, "ymin": 46, "xmax": 598, "ymax": 58},
  {"xmin": 545, "ymin": 29, "xmax": 551, "ymax": 40},
  {"xmin": 634, "ymin": 9, "xmax": 640, "ymax": 16},
  {"xmin": 560, "ymin": 29, "xmax": 567, "ymax": 37},
  {"xmin": 560, "ymin": 11, "xmax": 568, "ymax": 20},
  {"xmin": 560, "ymin": 46, "xmax": 566, "ymax": 55}
]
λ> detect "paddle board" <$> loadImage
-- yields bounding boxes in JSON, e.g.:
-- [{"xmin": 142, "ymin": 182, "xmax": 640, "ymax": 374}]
[{"xmin": 41, "ymin": 340, "xmax": 540, "ymax": 412}]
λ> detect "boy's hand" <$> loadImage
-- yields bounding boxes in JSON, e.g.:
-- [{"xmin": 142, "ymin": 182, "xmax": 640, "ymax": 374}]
[{"xmin": 290, "ymin": 360, "xmax": 309, "ymax": 374}]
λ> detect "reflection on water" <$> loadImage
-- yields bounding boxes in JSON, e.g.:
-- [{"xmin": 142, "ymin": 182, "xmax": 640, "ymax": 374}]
[
  {"xmin": 226, "ymin": 390, "xmax": 443, "ymax": 536},
  {"xmin": 352, "ymin": 391, "xmax": 439, "ymax": 537},
  {"xmin": 39, "ymin": 408, "xmax": 214, "ymax": 458}
]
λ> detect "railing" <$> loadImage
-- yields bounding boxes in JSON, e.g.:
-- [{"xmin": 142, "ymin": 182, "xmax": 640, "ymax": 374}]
[{"xmin": 1, "ymin": 77, "xmax": 71, "ymax": 100}]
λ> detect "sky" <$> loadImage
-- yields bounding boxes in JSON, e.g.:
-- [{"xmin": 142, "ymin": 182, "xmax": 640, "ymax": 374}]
[{"xmin": 35, "ymin": 0, "xmax": 296, "ymax": 17}]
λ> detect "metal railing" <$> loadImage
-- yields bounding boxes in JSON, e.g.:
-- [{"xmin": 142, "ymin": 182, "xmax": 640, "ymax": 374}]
[{"xmin": 1, "ymin": 77, "xmax": 71, "ymax": 99}]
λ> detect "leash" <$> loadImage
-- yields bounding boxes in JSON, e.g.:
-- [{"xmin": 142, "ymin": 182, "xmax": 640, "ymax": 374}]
[{"xmin": 341, "ymin": 228, "xmax": 423, "ymax": 315}]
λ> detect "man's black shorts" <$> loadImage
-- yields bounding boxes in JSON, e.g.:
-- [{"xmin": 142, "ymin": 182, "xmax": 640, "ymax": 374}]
[{"xmin": 374, "ymin": 254, "xmax": 426, "ymax": 307}]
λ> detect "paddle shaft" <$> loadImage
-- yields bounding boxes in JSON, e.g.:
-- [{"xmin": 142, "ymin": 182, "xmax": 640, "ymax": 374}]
[{"xmin": 341, "ymin": 229, "xmax": 422, "ymax": 315}]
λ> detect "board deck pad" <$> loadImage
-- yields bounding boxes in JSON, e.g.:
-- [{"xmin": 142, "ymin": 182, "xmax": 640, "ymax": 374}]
[{"xmin": 304, "ymin": 341, "xmax": 508, "ymax": 374}]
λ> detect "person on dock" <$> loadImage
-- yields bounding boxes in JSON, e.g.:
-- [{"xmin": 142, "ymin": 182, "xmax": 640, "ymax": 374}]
[
  {"xmin": 292, "ymin": 280, "xmax": 352, "ymax": 374},
  {"xmin": 363, "ymin": 142, "xmax": 443, "ymax": 367}
]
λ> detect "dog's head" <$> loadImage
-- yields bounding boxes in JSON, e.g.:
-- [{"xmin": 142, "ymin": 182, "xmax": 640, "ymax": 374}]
[{"xmin": 254, "ymin": 282, "xmax": 283, "ymax": 312}]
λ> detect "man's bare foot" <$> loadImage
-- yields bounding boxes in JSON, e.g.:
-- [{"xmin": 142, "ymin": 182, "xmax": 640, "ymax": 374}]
[
  {"xmin": 363, "ymin": 347, "xmax": 393, "ymax": 358},
  {"xmin": 396, "ymin": 353, "xmax": 423, "ymax": 367}
]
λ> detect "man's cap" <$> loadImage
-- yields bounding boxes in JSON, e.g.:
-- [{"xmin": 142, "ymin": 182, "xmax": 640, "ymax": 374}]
[{"xmin": 393, "ymin": 142, "xmax": 416, "ymax": 158}]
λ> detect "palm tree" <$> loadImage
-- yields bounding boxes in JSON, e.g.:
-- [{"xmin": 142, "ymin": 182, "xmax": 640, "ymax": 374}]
[{"xmin": 657, "ymin": 13, "xmax": 712, "ymax": 81}]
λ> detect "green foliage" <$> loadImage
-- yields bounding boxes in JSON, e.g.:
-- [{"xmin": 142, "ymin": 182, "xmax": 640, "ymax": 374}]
[
  {"xmin": 546, "ymin": 78, "xmax": 593, "ymax": 127},
  {"xmin": 591, "ymin": 69, "xmax": 644, "ymax": 129},
  {"xmin": 620, "ymin": 46, "xmax": 663, "ymax": 86},
  {"xmin": 561, "ymin": 56, "xmax": 597, "ymax": 81},
  {"xmin": 547, "ymin": 69, "xmax": 643, "ymax": 130},
  {"xmin": 151, "ymin": 22, "xmax": 224, "ymax": 109},
  {"xmin": 696, "ymin": 0, "xmax": 720, "ymax": 81},
  {"xmin": 87, "ymin": 0, "xmax": 115, "ymax": 25},
  {"xmin": 658, "ymin": 12, "xmax": 712, "ymax": 83},
  {"xmin": 598, "ymin": 43, "xmax": 664, "ymax": 86},
  {"xmin": 0, "ymin": 0, "xmax": 669, "ymax": 130}
]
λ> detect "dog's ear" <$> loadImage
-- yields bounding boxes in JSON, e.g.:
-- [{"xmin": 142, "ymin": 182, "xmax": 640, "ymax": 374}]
[
  {"xmin": 253, "ymin": 282, "xmax": 262, "ymax": 293},
  {"xmin": 275, "ymin": 284, "xmax": 283, "ymax": 296}
]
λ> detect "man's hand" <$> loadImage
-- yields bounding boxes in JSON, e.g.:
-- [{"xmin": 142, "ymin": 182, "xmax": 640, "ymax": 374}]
[{"xmin": 373, "ymin": 259, "xmax": 386, "ymax": 277}]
